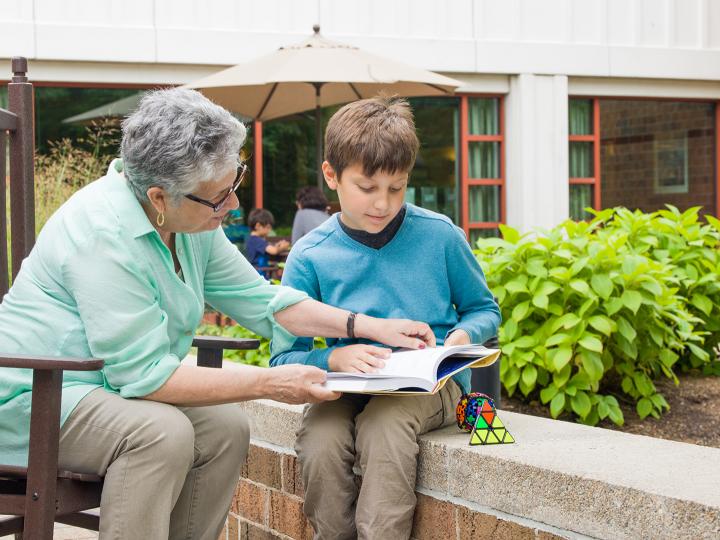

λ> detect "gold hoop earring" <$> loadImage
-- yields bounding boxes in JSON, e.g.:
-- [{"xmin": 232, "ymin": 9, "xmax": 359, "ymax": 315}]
[{"xmin": 156, "ymin": 212, "xmax": 165, "ymax": 227}]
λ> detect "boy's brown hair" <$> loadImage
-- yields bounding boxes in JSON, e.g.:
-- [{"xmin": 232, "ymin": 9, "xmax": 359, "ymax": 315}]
[
  {"xmin": 324, "ymin": 95, "xmax": 419, "ymax": 180},
  {"xmin": 248, "ymin": 208, "xmax": 275, "ymax": 229}
]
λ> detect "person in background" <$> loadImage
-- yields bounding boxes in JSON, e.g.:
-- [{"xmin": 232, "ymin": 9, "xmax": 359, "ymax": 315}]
[
  {"xmin": 291, "ymin": 185, "xmax": 331, "ymax": 244},
  {"xmin": 245, "ymin": 208, "xmax": 290, "ymax": 272}
]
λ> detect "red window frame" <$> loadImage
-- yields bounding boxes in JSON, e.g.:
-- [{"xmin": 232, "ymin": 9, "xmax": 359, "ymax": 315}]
[
  {"xmin": 459, "ymin": 94, "xmax": 506, "ymax": 239},
  {"xmin": 568, "ymin": 97, "xmax": 601, "ymax": 211}
]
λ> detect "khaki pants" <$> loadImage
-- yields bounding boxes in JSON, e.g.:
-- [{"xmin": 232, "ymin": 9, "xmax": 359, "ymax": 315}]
[
  {"xmin": 58, "ymin": 388, "xmax": 250, "ymax": 540},
  {"xmin": 295, "ymin": 381, "xmax": 462, "ymax": 540}
]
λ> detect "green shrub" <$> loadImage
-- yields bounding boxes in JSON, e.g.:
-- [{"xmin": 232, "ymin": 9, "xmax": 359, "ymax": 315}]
[{"xmin": 474, "ymin": 207, "xmax": 719, "ymax": 426}]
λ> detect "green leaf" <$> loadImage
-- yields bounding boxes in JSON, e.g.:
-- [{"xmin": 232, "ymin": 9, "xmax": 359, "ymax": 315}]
[
  {"xmin": 552, "ymin": 346, "xmax": 573, "ymax": 372},
  {"xmin": 514, "ymin": 336, "xmax": 538, "ymax": 349},
  {"xmin": 687, "ymin": 343, "xmax": 710, "ymax": 362},
  {"xmin": 691, "ymin": 293, "xmax": 713, "ymax": 316},
  {"xmin": 580, "ymin": 352, "xmax": 605, "ymax": 381},
  {"xmin": 503, "ymin": 319, "xmax": 518, "ymax": 341},
  {"xmin": 578, "ymin": 334, "xmax": 603, "ymax": 353},
  {"xmin": 553, "ymin": 364, "xmax": 572, "ymax": 387},
  {"xmin": 597, "ymin": 400, "xmax": 610, "ymax": 419},
  {"xmin": 546, "ymin": 333, "xmax": 572, "ymax": 347},
  {"xmin": 608, "ymin": 404, "xmax": 624, "ymax": 426},
  {"xmin": 550, "ymin": 392, "xmax": 566, "ymax": 418},
  {"xmin": 540, "ymin": 384, "xmax": 559, "ymax": 404},
  {"xmin": 578, "ymin": 298, "xmax": 596, "ymax": 318},
  {"xmin": 532, "ymin": 294, "xmax": 549, "ymax": 310},
  {"xmin": 512, "ymin": 301, "xmax": 531, "ymax": 321},
  {"xmin": 640, "ymin": 280, "xmax": 662, "ymax": 297},
  {"xmin": 616, "ymin": 316, "xmax": 637, "ymax": 342},
  {"xmin": 504, "ymin": 365, "xmax": 521, "ymax": 387},
  {"xmin": 569, "ymin": 279, "xmax": 591, "ymax": 296},
  {"xmin": 506, "ymin": 279, "xmax": 529, "ymax": 294},
  {"xmin": 621, "ymin": 290, "xmax": 643, "ymax": 314},
  {"xmin": 637, "ymin": 397, "xmax": 653, "ymax": 419},
  {"xmin": 571, "ymin": 391, "xmax": 592, "ymax": 419},
  {"xmin": 659, "ymin": 349, "xmax": 679, "ymax": 369},
  {"xmin": 590, "ymin": 273, "xmax": 613, "ymax": 299},
  {"xmin": 521, "ymin": 364, "xmax": 538, "ymax": 388},
  {"xmin": 604, "ymin": 298, "xmax": 624, "ymax": 316},
  {"xmin": 588, "ymin": 315, "xmax": 613, "ymax": 336}
]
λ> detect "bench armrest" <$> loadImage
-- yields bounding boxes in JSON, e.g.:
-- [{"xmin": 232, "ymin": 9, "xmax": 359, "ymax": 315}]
[
  {"xmin": 192, "ymin": 336, "xmax": 260, "ymax": 350},
  {"xmin": 0, "ymin": 353, "xmax": 103, "ymax": 371}
]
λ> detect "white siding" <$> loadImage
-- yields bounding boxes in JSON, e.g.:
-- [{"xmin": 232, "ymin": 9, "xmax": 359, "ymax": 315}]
[{"xmin": 0, "ymin": 0, "xmax": 718, "ymax": 81}]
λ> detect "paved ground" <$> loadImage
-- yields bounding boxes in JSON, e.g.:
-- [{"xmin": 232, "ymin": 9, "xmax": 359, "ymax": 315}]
[{"xmin": 0, "ymin": 520, "xmax": 97, "ymax": 539}]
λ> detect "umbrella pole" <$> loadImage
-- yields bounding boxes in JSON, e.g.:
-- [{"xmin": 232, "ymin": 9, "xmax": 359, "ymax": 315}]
[{"xmin": 314, "ymin": 83, "xmax": 323, "ymax": 188}]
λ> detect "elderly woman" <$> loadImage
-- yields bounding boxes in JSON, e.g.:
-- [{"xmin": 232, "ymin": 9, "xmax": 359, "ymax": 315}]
[{"xmin": 0, "ymin": 89, "xmax": 434, "ymax": 539}]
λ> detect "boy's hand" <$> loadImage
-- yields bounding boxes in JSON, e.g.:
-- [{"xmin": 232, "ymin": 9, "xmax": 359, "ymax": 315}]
[
  {"xmin": 356, "ymin": 315, "xmax": 436, "ymax": 349},
  {"xmin": 329, "ymin": 344, "xmax": 391, "ymax": 373},
  {"xmin": 444, "ymin": 329, "xmax": 471, "ymax": 347}
]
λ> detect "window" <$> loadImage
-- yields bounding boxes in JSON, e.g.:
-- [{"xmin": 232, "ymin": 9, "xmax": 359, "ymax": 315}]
[
  {"xmin": 460, "ymin": 96, "xmax": 504, "ymax": 245},
  {"xmin": 568, "ymin": 98, "xmax": 600, "ymax": 221},
  {"xmin": 569, "ymin": 98, "xmax": 719, "ymax": 219}
]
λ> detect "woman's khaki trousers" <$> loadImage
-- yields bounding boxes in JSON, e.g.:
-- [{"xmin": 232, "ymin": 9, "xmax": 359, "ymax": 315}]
[{"xmin": 58, "ymin": 388, "xmax": 250, "ymax": 539}]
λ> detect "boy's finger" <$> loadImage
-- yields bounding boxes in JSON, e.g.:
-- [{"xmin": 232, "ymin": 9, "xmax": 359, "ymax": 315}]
[
  {"xmin": 361, "ymin": 354, "xmax": 386, "ymax": 369},
  {"xmin": 364, "ymin": 346, "xmax": 391, "ymax": 358},
  {"xmin": 355, "ymin": 358, "xmax": 379, "ymax": 373}
]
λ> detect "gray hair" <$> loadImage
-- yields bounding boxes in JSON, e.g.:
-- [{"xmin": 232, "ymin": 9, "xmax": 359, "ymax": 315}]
[{"xmin": 121, "ymin": 88, "xmax": 246, "ymax": 204}]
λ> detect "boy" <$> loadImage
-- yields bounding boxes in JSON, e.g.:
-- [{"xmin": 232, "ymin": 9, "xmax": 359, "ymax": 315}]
[
  {"xmin": 270, "ymin": 97, "xmax": 500, "ymax": 539},
  {"xmin": 245, "ymin": 208, "xmax": 290, "ymax": 274}
]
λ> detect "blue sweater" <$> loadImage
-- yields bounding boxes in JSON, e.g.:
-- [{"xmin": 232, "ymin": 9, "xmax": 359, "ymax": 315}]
[{"xmin": 270, "ymin": 204, "xmax": 501, "ymax": 394}]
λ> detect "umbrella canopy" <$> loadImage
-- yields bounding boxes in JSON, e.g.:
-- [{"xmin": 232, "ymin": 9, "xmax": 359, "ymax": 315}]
[
  {"xmin": 187, "ymin": 25, "xmax": 462, "ymax": 184},
  {"xmin": 61, "ymin": 93, "xmax": 143, "ymax": 124}
]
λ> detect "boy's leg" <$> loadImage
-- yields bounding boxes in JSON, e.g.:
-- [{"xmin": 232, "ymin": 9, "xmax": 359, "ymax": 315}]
[
  {"xmin": 169, "ymin": 404, "xmax": 250, "ymax": 540},
  {"xmin": 353, "ymin": 381, "xmax": 462, "ymax": 540},
  {"xmin": 58, "ymin": 389, "xmax": 196, "ymax": 539},
  {"xmin": 295, "ymin": 394, "xmax": 369, "ymax": 540}
]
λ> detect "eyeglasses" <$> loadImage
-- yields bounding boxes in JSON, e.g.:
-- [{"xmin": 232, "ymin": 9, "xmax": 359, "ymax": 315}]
[{"xmin": 184, "ymin": 164, "xmax": 247, "ymax": 213}]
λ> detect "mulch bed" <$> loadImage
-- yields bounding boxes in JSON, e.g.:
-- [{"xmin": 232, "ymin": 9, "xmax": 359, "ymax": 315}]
[{"xmin": 500, "ymin": 373, "xmax": 720, "ymax": 449}]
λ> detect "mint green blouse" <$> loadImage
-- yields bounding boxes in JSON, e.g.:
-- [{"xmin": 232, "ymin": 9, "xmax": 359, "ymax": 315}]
[{"xmin": 0, "ymin": 159, "xmax": 307, "ymax": 466}]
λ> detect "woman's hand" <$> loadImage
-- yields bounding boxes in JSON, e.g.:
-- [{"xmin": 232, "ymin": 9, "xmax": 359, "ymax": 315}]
[
  {"xmin": 355, "ymin": 315, "xmax": 436, "ymax": 349},
  {"xmin": 263, "ymin": 364, "xmax": 341, "ymax": 404},
  {"xmin": 328, "ymin": 344, "xmax": 391, "ymax": 373}
]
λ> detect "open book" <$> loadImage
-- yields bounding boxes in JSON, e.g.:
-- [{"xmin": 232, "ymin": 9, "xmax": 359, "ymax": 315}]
[{"xmin": 323, "ymin": 344, "xmax": 500, "ymax": 394}]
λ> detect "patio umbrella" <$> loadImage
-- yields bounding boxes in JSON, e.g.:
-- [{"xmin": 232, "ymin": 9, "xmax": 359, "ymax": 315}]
[{"xmin": 187, "ymin": 25, "xmax": 462, "ymax": 185}]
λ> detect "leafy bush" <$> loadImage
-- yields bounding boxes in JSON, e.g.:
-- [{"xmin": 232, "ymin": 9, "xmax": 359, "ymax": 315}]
[{"xmin": 474, "ymin": 206, "xmax": 720, "ymax": 426}]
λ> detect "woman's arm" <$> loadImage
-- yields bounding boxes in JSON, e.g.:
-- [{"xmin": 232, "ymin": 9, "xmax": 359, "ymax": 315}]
[
  {"xmin": 144, "ymin": 363, "xmax": 339, "ymax": 405},
  {"xmin": 274, "ymin": 298, "xmax": 435, "ymax": 349}
]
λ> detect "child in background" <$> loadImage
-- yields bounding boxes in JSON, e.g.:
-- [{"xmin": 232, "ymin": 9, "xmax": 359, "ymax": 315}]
[
  {"xmin": 270, "ymin": 96, "xmax": 500, "ymax": 539},
  {"xmin": 245, "ymin": 208, "xmax": 290, "ymax": 274}
]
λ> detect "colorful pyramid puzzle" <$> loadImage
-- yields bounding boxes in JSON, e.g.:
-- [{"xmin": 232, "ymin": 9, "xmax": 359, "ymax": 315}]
[
  {"xmin": 469, "ymin": 397, "xmax": 515, "ymax": 445},
  {"xmin": 456, "ymin": 392, "xmax": 515, "ymax": 445}
]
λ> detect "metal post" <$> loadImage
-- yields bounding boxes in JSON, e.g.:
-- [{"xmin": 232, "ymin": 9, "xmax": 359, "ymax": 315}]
[
  {"xmin": 8, "ymin": 57, "xmax": 34, "ymax": 280},
  {"xmin": 253, "ymin": 120, "xmax": 263, "ymax": 209},
  {"xmin": 314, "ymin": 83, "xmax": 323, "ymax": 187}
]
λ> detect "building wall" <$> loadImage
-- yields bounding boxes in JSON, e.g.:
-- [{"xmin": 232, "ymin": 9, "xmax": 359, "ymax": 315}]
[
  {"xmin": 600, "ymin": 100, "xmax": 716, "ymax": 214},
  {"xmin": 1, "ymin": 0, "xmax": 719, "ymax": 84}
]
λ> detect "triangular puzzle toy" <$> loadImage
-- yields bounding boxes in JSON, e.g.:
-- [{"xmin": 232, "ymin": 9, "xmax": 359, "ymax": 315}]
[{"xmin": 456, "ymin": 392, "xmax": 515, "ymax": 445}]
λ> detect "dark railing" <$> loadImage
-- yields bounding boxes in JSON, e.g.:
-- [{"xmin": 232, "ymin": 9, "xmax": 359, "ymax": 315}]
[{"xmin": 1, "ymin": 56, "xmax": 35, "ymax": 297}]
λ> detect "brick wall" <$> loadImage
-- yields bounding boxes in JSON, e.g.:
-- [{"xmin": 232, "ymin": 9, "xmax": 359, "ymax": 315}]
[
  {"xmin": 217, "ymin": 442, "xmax": 568, "ymax": 540},
  {"xmin": 600, "ymin": 100, "xmax": 716, "ymax": 215}
]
